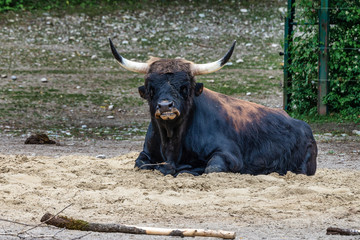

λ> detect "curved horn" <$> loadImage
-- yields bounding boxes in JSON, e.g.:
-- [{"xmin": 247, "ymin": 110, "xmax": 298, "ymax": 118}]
[
  {"xmin": 109, "ymin": 38, "xmax": 149, "ymax": 74},
  {"xmin": 191, "ymin": 40, "xmax": 236, "ymax": 75}
]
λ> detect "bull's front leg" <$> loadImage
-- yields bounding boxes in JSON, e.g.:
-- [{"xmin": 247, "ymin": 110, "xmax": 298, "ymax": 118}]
[
  {"xmin": 205, "ymin": 152, "xmax": 243, "ymax": 174},
  {"xmin": 156, "ymin": 141, "xmax": 182, "ymax": 176},
  {"xmin": 135, "ymin": 151, "xmax": 154, "ymax": 170},
  {"xmin": 135, "ymin": 122, "xmax": 164, "ymax": 171}
]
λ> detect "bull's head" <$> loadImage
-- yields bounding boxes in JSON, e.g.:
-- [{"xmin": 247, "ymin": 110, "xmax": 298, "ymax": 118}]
[{"xmin": 109, "ymin": 39, "xmax": 235, "ymax": 125}]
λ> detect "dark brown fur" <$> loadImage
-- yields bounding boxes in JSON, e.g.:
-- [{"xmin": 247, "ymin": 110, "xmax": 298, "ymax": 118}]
[{"xmin": 147, "ymin": 58, "xmax": 192, "ymax": 75}]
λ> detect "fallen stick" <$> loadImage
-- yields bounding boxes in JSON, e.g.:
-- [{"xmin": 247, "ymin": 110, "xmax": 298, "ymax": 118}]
[
  {"xmin": 326, "ymin": 227, "xmax": 360, "ymax": 236},
  {"xmin": 40, "ymin": 213, "xmax": 236, "ymax": 239}
]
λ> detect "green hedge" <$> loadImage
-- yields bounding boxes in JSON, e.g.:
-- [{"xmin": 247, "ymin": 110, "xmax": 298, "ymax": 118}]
[{"xmin": 288, "ymin": 0, "xmax": 360, "ymax": 121}]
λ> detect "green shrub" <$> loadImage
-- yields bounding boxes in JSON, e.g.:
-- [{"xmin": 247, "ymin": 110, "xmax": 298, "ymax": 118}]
[
  {"xmin": 287, "ymin": 0, "xmax": 360, "ymax": 122},
  {"xmin": 0, "ymin": 0, "xmax": 24, "ymax": 11}
]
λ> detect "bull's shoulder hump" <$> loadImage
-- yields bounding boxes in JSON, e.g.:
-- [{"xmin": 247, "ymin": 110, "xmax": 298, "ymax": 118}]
[
  {"xmin": 199, "ymin": 88, "xmax": 289, "ymax": 119},
  {"xmin": 202, "ymin": 88, "xmax": 280, "ymax": 109}
]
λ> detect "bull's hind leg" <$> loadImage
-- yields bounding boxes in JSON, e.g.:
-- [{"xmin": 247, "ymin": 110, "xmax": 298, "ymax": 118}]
[
  {"xmin": 296, "ymin": 140, "xmax": 317, "ymax": 176},
  {"xmin": 306, "ymin": 140, "xmax": 317, "ymax": 175}
]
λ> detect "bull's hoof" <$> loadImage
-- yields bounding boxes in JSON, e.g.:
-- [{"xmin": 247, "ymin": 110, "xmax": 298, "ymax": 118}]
[
  {"xmin": 174, "ymin": 170, "xmax": 200, "ymax": 177},
  {"xmin": 158, "ymin": 164, "xmax": 176, "ymax": 176},
  {"xmin": 204, "ymin": 165, "xmax": 223, "ymax": 174},
  {"xmin": 135, "ymin": 160, "xmax": 150, "ymax": 170}
]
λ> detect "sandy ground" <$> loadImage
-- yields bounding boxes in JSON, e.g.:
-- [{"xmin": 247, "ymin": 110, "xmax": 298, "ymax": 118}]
[
  {"xmin": 0, "ymin": 135, "xmax": 359, "ymax": 240},
  {"xmin": 1, "ymin": 2, "xmax": 359, "ymax": 239}
]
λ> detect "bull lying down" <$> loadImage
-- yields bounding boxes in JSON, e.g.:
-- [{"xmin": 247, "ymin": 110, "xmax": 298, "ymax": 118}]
[{"xmin": 109, "ymin": 39, "xmax": 317, "ymax": 177}]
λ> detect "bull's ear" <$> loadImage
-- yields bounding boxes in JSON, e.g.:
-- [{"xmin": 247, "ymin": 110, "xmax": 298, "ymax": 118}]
[
  {"xmin": 195, "ymin": 83, "xmax": 204, "ymax": 96},
  {"xmin": 138, "ymin": 85, "xmax": 148, "ymax": 99}
]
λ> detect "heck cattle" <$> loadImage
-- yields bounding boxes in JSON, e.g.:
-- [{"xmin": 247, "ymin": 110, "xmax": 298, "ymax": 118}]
[{"xmin": 109, "ymin": 39, "xmax": 317, "ymax": 177}]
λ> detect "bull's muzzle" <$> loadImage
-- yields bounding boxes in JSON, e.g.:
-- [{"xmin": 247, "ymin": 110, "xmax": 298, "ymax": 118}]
[{"xmin": 155, "ymin": 100, "xmax": 180, "ymax": 120}]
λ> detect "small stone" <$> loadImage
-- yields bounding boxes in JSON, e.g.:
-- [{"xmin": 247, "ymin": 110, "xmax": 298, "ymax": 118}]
[
  {"xmin": 206, "ymin": 80, "xmax": 215, "ymax": 83},
  {"xmin": 107, "ymin": 116, "xmax": 114, "ymax": 119},
  {"xmin": 96, "ymin": 154, "xmax": 106, "ymax": 159},
  {"xmin": 245, "ymin": 43, "xmax": 252, "ymax": 47},
  {"xmin": 278, "ymin": 7, "xmax": 286, "ymax": 14},
  {"xmin": 240, "ymin": 9, "xmax": 248, "ymax": 13},
  {"xmin": 199, "ymin": 13, "xmax": 205, "ymax": 18},
  {"xmin": 246, "ymin": 92, "xmax": 252, "ymax": 96},
  {"xmin": 11, "ymin": 75, "xmax": 17, "ymax": 80},
  {"xmin": 352, "ymin": 130, "xmax": 360, "ymax": 136},
  {"xmin": 122, "ymin": 40, "xmax": 129, "ymax": 45},
  {"xmin": 324, "ymin": 133, "xmax": 332, "ymax": 136},
  {"xmin": 236, "ymin": 59, "xmax": 244, "ymax": 63},
  {"xmin": 41, "ymin": 77, "xmax": 48, "ymax": 83},
  {"xmin": 226, "ymin": 62, "xmax": 233, "ymax": 66},
  {"xmin": 91, "ymin": 55, "xmax": 97, "ymax": 59},
  {"xmin": 108, "ymin": 105, "xmax": 114, "ymax": 111},
  {"xmin": 341, "ymin": 133, "xmax": 348, "ymax": 137},
  {"xmin": 76, "ymin": 86, "xmax": 81, "ymax": 89},
  {"xmin": 269, "ymin": 76, "xmax": 275, "ymax": 79},
  {"xmin": 81, "ymin": 125, "xmax": 87, "ymax": 129},
  {"xmin": 1, "ymin": 74, "xmax": 7, "ymax": 78},
  {"xmin": 271, "ymin": 43, "xmax": 279, "ymax": 48}
]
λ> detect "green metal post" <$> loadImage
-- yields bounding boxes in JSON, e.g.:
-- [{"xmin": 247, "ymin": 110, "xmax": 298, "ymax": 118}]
[
  {"xmin": 283, "ymin": 0, "xmax": 296, "ymax": 111},
  {"xmin": 318, "ymin": 0, "xmax": 329, "ymax": 115}
]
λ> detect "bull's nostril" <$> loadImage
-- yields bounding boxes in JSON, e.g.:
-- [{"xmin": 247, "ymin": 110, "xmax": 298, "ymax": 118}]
[{"xmin": 157, "ymin": 101, "xmax": 174, "ymax": 112}]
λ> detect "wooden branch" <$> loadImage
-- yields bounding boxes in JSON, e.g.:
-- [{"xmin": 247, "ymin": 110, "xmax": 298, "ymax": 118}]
[
  {"xmin": 327, "ymin": 227, "xmax": 360, "ymax": 236},
  {"xmin": 41, "ymin": 213, "xmax": 236, "ymax": 239}
]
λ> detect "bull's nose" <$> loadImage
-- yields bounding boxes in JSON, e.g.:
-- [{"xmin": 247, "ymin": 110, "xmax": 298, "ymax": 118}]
[{"xmin": 157, "ymin": 101, "xmax": 174, "ymax": 113}]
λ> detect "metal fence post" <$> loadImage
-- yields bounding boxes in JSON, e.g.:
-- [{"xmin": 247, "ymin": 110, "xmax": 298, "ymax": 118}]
[
  {"xmin": 283, "ymin": 0, "xmax": 296, "ymax": 111},
  {"xmin": 318, "ymin": 0, "xmax": 329, "ymax": 115}
]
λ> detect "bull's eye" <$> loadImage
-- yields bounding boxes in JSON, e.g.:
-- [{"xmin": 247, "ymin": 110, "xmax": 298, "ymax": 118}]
[
  {"xmin": 149, "ymin": 87, "xmax": 155, "ymax": 99},
  {"xmin": 180, "ymin": 85, "xmax": 188, "ymax": 98}
]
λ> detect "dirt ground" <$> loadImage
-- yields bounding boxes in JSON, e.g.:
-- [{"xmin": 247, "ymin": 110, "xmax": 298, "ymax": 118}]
[{"xmin": 0, "ymin": 134, "xmax": 359, "ymax": 240}]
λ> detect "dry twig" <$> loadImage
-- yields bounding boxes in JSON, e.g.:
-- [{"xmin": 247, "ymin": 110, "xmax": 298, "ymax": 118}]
[
  {"xmin": 41, "ymin": 213, "xmax": 236, "ymax": 239},
  {"xmin": 326, "ymin": 227, "xmax": 360, "ymax": 236},
  {"xmin": 0, "ymin": 203, "xmax": 75, "ymax": 240},
  {"xmin": 18, "ymin": 203, "xmax": 74, "ymax": 235}
]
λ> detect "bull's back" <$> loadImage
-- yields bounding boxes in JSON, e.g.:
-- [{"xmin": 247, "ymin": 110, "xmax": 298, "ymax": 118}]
[
  {"xmin": 195, "ymin": 88, "xmax": 290, "ymax": 133},
  {"xmin": 188, "ymin": 88, "xmax": 317, "ymax": 175}
]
